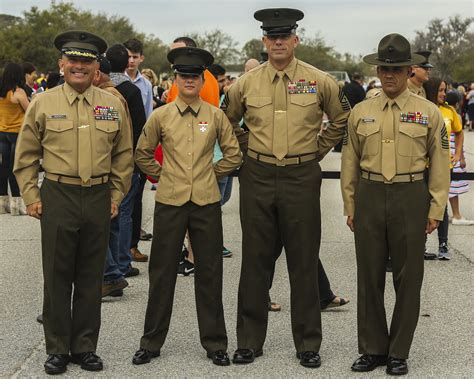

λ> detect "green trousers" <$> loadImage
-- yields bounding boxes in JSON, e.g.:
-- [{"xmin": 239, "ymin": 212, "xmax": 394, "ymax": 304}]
[
  {"xmin": 140, "ymin": 201, "xmax": 228, "ymax": 353},
  {"xmin": 237, "ymin": 156, "xmax": 323, "ymax": 353},
  {"xmin": 354, "ymin": 178, "xmax": 430, "ymax": 359},
  {"xmin": 40, "ymin": 179, "xmax": 110, "ymax": 354}
]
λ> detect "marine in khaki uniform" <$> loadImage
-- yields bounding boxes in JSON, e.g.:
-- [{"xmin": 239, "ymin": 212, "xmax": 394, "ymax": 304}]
[
  {"xmin": 341, "ymin": 34, "xmax": 450, "ymax": 376},
  {"xmin": 132, "ymin": 47, "xmax": 241, "ymax": 367},
  {"xmin": 407, "ymin": 50, "xmax": 433, "ymax": 98},
  {"xmin": 223, "ymin": 8, "xmax": 350, "ymax": 368},
  {"xmin": 13, "ymin": 31, "xmax": 133, "ymax": 375}
]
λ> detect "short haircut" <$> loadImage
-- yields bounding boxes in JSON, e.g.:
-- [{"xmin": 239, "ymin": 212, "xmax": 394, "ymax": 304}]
[
  {"xmin": 207, "ymin": 64, "xmax": 226, "ymax": 79},
  {"xmin": 98, "ymin": 55, "xmax": 111, "ymax": 75},
  {"xmin": 106, "ymin": 44, "xmax": 129, "ymax": 73},
  {"xmin": 352, "ymin": 72, "xmax": 364, "ymax": 81},
  {"xmin": 22, "ymin": 62, "xmax": 36, "ymax": 75},
  {"xmin": 445, "ymin": 90, "xmax": 460, "ymax": 106},
  {"xmin": 124, "ymin": 38, "xmax": 144, "ymax": 54},
  {"xmin": 173, "ymin": 36, "xmax": 197, "ymax": 47}
]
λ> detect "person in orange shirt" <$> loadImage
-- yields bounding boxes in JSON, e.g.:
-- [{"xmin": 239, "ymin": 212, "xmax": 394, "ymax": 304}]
[{"xmin": 164, "ymin": 36, "xmax": 221, "ymax": 276}]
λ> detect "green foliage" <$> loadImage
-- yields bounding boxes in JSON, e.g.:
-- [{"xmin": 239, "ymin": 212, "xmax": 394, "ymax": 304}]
[
  {"xmin": 242, "ymin": 39, "xmax": 264, "ymax": 60},
  {"xmin": 413, "ymin": 15, "xmax": 474, "ymax": 82},
  {"xmin": 0, "ymin": 2, "xmax": 169, "ymax": 74},
  {"xmin": 189, "ymin": 29, "xmax": 240, "ymax": 66},
  {"xmin": 452, "ymin": 47, "xmax": 474, "ymax": 83}
]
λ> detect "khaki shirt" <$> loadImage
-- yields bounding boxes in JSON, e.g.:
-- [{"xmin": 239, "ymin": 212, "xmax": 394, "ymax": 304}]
[
  {"xmin": 135, "ymin": 96, "xmax": 242, "ymax": 206},
  {"xmin": 407, "ymin": 79, "xmax": 426, "ymax": 98},
  {"xmin": 223, "ymin": 57, "xmax": 350, "ymax": 158},
  {"xmin": 14, "ymin": 82, "xmax": 133, "ymax": 206},
  {"xmin": 341, "ymin": 89, "xmax": 450, "ymax": 220}
]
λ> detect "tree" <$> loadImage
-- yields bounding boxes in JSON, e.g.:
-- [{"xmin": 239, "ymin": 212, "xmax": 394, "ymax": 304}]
[
  {"xmin": 242, "ymin": 38, "xmax": 264, "ymax": 60},
  {"xmin": 413, "ymin": 15, "xmax": 474, "ymax": 81},
  {"xmin": 452, "ymin": 47, "xmax": 474, "ymax": 83},
  {"xmin": 189, "ymin": 29, "xmax": 240, "ymax": 65},
  {"xmin": 0, "ymin": 2, "xmax": 169, "ymax": 74}
]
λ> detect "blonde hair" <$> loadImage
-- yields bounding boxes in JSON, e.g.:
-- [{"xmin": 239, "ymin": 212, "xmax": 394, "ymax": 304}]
[{"xmin": 141, "ymin": 68, "xmax": 158, "ymax": 86}]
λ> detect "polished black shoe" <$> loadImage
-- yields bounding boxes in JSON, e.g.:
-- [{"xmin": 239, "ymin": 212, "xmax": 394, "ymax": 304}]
[
  {"xmin": 124, "ymin": 266, "xmax": 140, "ymax": 278},
  {"xmin": 132, "ymin": 348, "xmax": 161, "ymax": 365},
  {"xmin": 70, "ymin": 352, "xmax": 103, "ymax": 371},
  {"xmin": 36, "ymin": 314, "xmax": 43, "ymax": 324},
  {"xmin": 424, "ymin": 249, "xmax": 437, "ymax": 260},
  {"xmin": 139, "ymin": 229, "xmax": 153, "ymax": 241},
  {"xmin": 232, "ymin": 348, "xmax": 263, "ymax": 364},
  {"xmin": 44, "ymin": 354, "xmax": 69, "ymax": 375},
  {"xmin": 296, "ymin": 351, "xmax": 321, "ymax": 368},
  {"xmin": 386, "ymin": 258, "xmax": 393, "ymax": 272},
  {"xmin": 207, "ymin": 350, "xmax": 230, "ymax": 366},
  {"xmin": 351, "ymin": 354, "xmax": 387, "ymax": 372},
  {"xmin": 386, "ymin": 357, "xmax": 408, "ymax": 375}
]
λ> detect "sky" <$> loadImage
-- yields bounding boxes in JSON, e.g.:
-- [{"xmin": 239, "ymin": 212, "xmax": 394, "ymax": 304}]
[{"xmin": 1, "ymin": 0, "xmax": 473, "ymax": 56}]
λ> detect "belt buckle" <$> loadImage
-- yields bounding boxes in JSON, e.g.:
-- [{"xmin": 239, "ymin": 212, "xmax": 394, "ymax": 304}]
[
  {"xmin": 383, "ymin": 179, "xmax": 393, "ymax": 184},
  {"xmin": 82, "ymin": 179, "xmax": 92, "ymax": 187},
  {"xmin": 275, "ymin": 159, "xmax": 286, "ymax": 167}
]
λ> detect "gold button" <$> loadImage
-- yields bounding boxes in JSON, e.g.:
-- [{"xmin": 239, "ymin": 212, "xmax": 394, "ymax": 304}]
[
  {"xmin": 187, "ymin": 152, "xmax": 191, "ymax": 156},
  {"xmin": 187, "ymin": 167, "xmax": 191, "ymax": 170},
  {"xmin": 188, "ymin": 138, "xmax": 191, "ymax": 142},
  {"xmin": 188, "ymin": 124, "xmax": 191, "ymax": 127}
]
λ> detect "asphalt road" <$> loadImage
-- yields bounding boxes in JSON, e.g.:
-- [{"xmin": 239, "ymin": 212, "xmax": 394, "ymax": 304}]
[{"xmin": 1, "ymin": 133, "xmax": 473, "ymax": 378}]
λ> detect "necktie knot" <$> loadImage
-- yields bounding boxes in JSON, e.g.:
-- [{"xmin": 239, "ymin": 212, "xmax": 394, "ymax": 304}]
[
  {"xmin": 77, "ymin": 94, "xmax": 84, "ymax": 102},
  {"xmin": 277, "ymin": 71, "xmax": 285, "ymax": 80}
]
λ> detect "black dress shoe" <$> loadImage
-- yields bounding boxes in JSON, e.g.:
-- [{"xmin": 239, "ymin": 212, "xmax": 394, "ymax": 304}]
[
  {"xmin": 386, "ymin": 357, "xmax": 408, "ymax": 375},
  {"xmin": 44, "ymin": 354, "xmax": 69, "ymax": 375},
  {"xmin": 36, "ymin": 314, "xmax": 43, "ymax": 324},
  {"xmin": 424, "ymin": 251, "xmax": 437, "ymax": 260},
  {"xmin": 140, "ymin": 229, "xmax": 153, "ymax": 241},
  {"xmin": 207, "ymin": 350, "xmax": 230, "ymax": 366},
  {"xmin": 124, "ymin": 267, "xmax": 140, "ymax": 278},
  {"xmin": 296, "ymin": 351, "xmax": 321, "ymax": 368},
  {"xmin": 351, "ymin": 354, "xmax": 387, "ymax": 372},
  {"xmin": 70, "ymin": 352, "xmax": 103, "ymax": 371},
  {"xmin": 132, "ymin": 348, "xmax": 160, "ymax": 365},
  {"xmin": 232, "ymin": 348, "xmax": 263, "ymax": 364}
]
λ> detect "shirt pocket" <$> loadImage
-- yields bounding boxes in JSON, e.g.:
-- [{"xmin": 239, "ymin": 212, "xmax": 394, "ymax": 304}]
[
  {"xmin": 95, "ymin": 121, "xmax": 119, "ymax": 154},
  {"xmin": 356, "ymin": 120, "xmax": 381, "ymax": 156},
  {"xmin": 398, "ymin": 123, "xmax": 427, "ymax": 157},
  {"xmin": 44, "ymin": 119, "xmax": 74, "ymax": 153},
  {"xmin": 245, "ymin": 96, "xmax": 272, "ymax": 126},
  {"xmin": 290, "ymin": 95, "xmax": 319, "ymax": 125}
]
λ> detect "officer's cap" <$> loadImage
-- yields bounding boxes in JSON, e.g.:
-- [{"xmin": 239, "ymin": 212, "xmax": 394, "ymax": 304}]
[
  {"xmin": 363, "ymin": 33, "xmax": 425, "ymax": 67},
  {"xmin": 167, "ymin": 47, "xmax": 214, "ymax": 75},
  {"xmin": 254, "ymin": 8, "xmax": 304, "ymax": 36},
  {"xmin": 414, "ymin": 50, "xmax": 434, "ymax": 69},
  {"xmin": 54, "ymin": 30, "xmax": 107, "ymax": 60}
]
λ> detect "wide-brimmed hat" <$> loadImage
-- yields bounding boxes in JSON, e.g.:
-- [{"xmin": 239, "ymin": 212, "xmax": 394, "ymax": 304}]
[{"xmin": 363, "ymin": 33, "xmax": 425, "ymax": 67}]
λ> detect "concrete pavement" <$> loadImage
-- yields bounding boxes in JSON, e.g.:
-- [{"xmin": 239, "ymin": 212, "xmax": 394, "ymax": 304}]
[{"xmin": 1, "ymin": 133, "xmax": 473, "ymax": 378}]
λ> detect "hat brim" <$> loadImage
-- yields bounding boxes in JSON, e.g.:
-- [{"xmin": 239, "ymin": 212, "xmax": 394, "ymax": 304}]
[
  {"xmin": 419, "ymin": 63, "xmax": 434, "ymax": 68},
  {"xmin": 363, "ymin": 52, "xmax": 426, "ymax": 66}
]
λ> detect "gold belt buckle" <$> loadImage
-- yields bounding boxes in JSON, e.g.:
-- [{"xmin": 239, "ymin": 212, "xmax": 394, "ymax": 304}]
[
  {"xmin": 82, "ymin": 179, "xmax": 92, "ymax": 187},
  {"xmin": 275, "ymin": 159, "xmax": 286, "ymax": 167}
]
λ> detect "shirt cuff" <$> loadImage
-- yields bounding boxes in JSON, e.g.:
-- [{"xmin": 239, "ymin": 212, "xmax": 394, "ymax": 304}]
[
  {"xmin": 343, "ymin": 203, "xmax": 355, "ymax": 217},
  {"xmin": 428, "ymin": 204, "xmax": 445, "ymax": 221},
  {"xmin": 22, "ymin": 188, "xmax": 41, "ymax": 206},
  {"xmin": 110, "ymin": 190, "xmax": 124, "ymax": 206}
]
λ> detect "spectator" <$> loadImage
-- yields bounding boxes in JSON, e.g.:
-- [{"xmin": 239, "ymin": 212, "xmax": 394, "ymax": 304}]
[
  {"xmin": 0, "ymin": 62, "xmax": 30, "ymax": 215},
  {"xmin": 21, "ymin": 62, "xmax": 38, "ymax": 99},
  {"xmin": 466, "ymin": 83, "xmax": 474, "ymax": 131},
  {"xmin": 141, "ymin": 67, "xmax": 164, "ymax": 109},
  {"xmin": 424, "ymin": 77, "xmax": 464, "ymax": 259},
  {"xmin": 445, "ymin": 90, "xmax": 473, "ymax": 225}
]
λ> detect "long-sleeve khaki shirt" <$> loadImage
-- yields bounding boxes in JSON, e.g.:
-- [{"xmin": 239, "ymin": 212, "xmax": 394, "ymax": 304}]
[
  {"xmin": 14, "ymin": 82, "xmax": 133, "ymax": 206},
  {"xmin": 341, "ymin": 89, "xmax": 450, "ymax": 220},
  {"xmin": 134, "ymin": 96, "xmax": 242, "ymax": 206},
  {"xmin": 223, "ymin": 57, "xmax": 350, "ymax": 159}
]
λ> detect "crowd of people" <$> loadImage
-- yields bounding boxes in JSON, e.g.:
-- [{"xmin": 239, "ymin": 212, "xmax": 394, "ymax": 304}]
[{"xmin": 0, "ymin": 6, "xmax": 473, "ymax": 377}]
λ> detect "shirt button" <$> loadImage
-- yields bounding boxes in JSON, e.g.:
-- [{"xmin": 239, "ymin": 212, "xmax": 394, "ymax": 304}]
[
  {"xmin": 188, "ymin": 124, "xmax": 191, "ymax": 127},
  {"xmin": 188, "ymin": 138, "xmax": 191, "ymax": 142},
  {"xmin": 187, "ymin": 167, "xmax": 191, "ymax": 170},
  {"xmin": 188, "ymin": 153, "xmax": 191, "ymax": 156}
]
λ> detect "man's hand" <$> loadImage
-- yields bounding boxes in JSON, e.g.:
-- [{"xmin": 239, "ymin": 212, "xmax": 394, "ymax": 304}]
[
  {"xmin": 346, "ymin": 216, "xmax": 355, "ymax": 232},
  {"xmin": 27, "ymin": 201, "xmax": 42, "ymax": 219},
  {"xmin": 111, "ymin": 202, "xmax": 118, "ymax": 219},
  {"xmin": 425, "ymin": 218, "xmax": 439, "ymax": 234}
]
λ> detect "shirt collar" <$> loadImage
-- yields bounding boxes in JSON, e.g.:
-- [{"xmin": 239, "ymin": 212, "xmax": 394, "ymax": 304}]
[
  {"xmin": 379, "ymin": 88, "xmax": 411, "ymax": 111},
  {"xmin": 126, "ymin": 70, "xmax": 143, "ymax": 84},
  {"xmin": 63, "ymin": 82, "xmax": 93, "ymax": 105},
  {"xmin": 175, "ymin": 96, "xmax": 202, "ymax": 116},
  {"xmin": 267, "ymin": 57, "xmax": 298, "ymax": 82}
]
